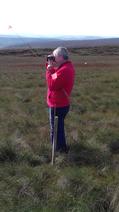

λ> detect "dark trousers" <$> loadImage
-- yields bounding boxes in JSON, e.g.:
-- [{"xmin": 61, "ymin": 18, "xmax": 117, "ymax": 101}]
[{"xmin": 49, "ymin": 106, "xmax": 70, "ymax": 152}]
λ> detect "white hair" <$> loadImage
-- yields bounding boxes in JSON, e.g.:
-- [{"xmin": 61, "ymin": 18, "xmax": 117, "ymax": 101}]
[{"xmin": 53, "ymin": 47, "xmax": 69, "ymax": 60}]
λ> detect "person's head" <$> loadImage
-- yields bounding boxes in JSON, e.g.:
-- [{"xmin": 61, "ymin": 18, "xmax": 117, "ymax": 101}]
[{"xmin": 53, "ymin": 47, "xmax": 69, "ymax": 66}]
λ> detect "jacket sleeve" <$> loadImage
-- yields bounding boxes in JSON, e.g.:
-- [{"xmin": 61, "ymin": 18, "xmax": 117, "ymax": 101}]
[{"xmin": 46, "ymin": 67, "xmax": 67, "ymax": 91}]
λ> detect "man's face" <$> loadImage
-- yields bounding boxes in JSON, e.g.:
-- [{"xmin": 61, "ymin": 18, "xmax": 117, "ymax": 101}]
[{"xmin": 53, "ymin": 52, "xmax": 64, "ymax": 64}]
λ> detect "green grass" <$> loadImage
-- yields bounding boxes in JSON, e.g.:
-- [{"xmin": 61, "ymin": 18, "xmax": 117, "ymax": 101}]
[{"xmin": 0, "ymin": 47, "xmax": 119, "ymax": 211}]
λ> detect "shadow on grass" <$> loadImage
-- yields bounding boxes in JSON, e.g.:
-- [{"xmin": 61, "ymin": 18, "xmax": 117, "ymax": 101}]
[
  {"xmin": 0, "ymin": 139, "xmax": 51, "ymax": 166},
  {"xmin": 0, "ymin": 138, "xmax": 112, "ymax": 169},
  {"xmin": 68, "ymin": 142, "xmax": 111, "ymax": 168},
  {"xmin": 109, "ymin": 140, "xmax": 119, "ymax": 154}
]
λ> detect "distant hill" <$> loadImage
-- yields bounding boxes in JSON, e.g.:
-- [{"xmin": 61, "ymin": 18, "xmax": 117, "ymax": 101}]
[
  {"xmin": 0, "ymin": 35, "xmax": 119, "ymax": 49},
  {"xmin": 0, "ymin": 35, "xmax": 60, "ymax": 49}
]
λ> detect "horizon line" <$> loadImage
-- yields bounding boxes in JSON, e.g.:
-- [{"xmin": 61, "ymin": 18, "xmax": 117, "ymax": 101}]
[{"xmin": 0, "ymin": 34, "xmax": 119, "ymax": 39}]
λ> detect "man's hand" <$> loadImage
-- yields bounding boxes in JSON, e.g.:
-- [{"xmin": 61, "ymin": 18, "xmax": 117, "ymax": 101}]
[{"xmin": 47, "ymin": 60, "xmax": 55, "ymax": 71}]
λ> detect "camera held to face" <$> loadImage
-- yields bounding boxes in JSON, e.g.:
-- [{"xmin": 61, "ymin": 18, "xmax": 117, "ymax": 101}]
[{"xmin": 47, "ymin": 55, "xmax": 55, "ymax": 62}]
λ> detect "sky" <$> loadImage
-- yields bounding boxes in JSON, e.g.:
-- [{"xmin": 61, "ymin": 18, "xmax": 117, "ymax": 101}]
[{"xmin": 0, "ymin": 0, "xmax": 119, "ymax": 37}]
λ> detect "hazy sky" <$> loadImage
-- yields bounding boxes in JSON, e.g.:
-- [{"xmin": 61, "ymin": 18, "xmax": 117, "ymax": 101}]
[{"xmin": 0, "ymin": 0, "xmax": 119, "ymax": 37}]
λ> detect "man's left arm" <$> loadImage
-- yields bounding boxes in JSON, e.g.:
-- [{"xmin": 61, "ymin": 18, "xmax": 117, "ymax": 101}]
[{"xmin": 46, "ymin": 67, "xmax": 66, "ymax": 91}]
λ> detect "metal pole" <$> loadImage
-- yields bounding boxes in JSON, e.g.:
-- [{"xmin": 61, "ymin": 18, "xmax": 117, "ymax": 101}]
[
  {"xmin": 51, "ymin": 108, "xmax": 58, "ymax": 165},
  {"xmin": 8, "ymin": 25, "xmax": 39, "ymax": 57}
]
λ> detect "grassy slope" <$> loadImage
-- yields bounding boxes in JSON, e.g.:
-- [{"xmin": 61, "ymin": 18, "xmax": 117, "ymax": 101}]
[{"xmin": 0, "ymin": 47, "xmax": 119, "ymax": 212}]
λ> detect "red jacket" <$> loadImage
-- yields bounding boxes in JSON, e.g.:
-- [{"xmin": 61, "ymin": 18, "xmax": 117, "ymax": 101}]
[{"xmin": 46, "ymin": 61, "xmax": 75, "ymax": 107}]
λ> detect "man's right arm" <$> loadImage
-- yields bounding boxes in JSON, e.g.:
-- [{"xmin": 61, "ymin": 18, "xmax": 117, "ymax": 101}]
[{"xmin": 46, "ymin": 66, "xmax": 66, "ymax": 91}]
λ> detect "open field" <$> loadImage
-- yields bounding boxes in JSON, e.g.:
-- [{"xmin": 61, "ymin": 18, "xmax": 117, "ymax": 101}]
[{"xmin": 0, "ymin": 47, "xmax": 119, "ymax": 211}]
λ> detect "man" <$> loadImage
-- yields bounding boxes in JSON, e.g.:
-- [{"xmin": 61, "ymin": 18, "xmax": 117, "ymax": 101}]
[{"xmin": 46, "ymin": 47, "xmax": 75, "ymax": 153}]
